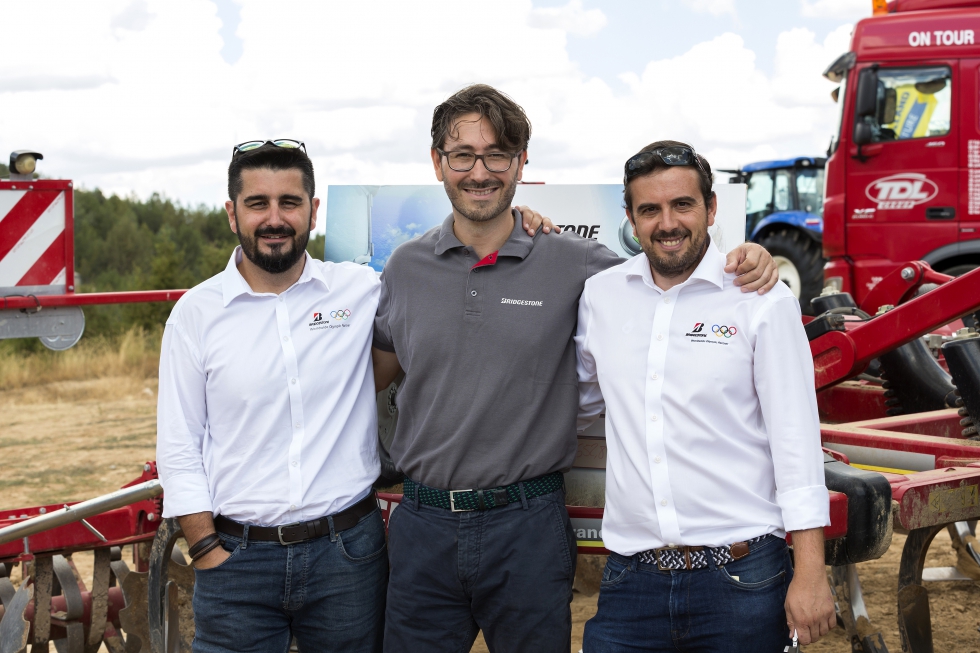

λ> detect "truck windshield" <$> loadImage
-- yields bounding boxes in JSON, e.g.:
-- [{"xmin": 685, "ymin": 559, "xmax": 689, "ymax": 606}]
[
  {"xmin": 862, "ymin": 66, "xmax": 951, "ymax": 142},
  {"xmin": 796, "ymin": 168, "xmax": 824, "ymax": 216},
  {"xmin": 830, "ymin": 73, "xmax": 847, "ymax": 154}
]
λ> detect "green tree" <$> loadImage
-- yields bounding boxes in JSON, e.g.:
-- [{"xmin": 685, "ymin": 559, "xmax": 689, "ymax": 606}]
[{"xmin": 1, "ymin": 172, "xmax": 329, "ymax": 340}]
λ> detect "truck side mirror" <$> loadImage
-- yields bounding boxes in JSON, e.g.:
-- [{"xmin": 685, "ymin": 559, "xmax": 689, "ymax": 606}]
[
  {"xmin": 853, "ymin": 122, "xmax": 872, "ymax": 146},
  {"xmin": 854, "ymin": 68, "xmax": 878, "ymax": 118}
]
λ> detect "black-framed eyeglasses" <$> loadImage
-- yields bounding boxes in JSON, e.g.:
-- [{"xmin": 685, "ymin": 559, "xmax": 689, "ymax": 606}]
[
  {"xmin": 232, "ymin": 139, "xmax": 306, "ymax": 159},
  {"xmin": 436, "ymin": 149, "xmax": 520, "ymax": 173},
  {"xmin": 624, "ymin": 145, "xmax": 706, "ymax": 183}
]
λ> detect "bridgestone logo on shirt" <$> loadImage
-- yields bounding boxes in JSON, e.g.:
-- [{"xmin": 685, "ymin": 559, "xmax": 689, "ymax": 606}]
[{"xmin": 501, "ymin": 298, "xmax": 543, "ymax": 306}]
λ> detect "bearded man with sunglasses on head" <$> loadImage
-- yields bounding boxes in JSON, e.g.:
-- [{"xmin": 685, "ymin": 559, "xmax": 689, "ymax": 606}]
[
  {"xmin": 371, "ymin": 87, "xmax": 782, "ymax": 653},
  {"xmin": 155, "ymin": 141, "xmax": 388, "ymax": 653},
  {"xmin": 576, "ymin": 141, "xmax": 836, "ymax": 652}
]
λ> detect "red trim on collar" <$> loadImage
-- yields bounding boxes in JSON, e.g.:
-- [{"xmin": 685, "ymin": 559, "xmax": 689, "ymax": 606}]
[{"xmin": 471, "ymin": 251, "xmax": 499, "ymax": 269}]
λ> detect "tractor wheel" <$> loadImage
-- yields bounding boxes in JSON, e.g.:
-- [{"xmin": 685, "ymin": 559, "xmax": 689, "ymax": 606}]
[
  {"xmin": 375, "ymin": 374, "xmax": 405, "ymax": 488},
  {"xmin": 758, "ymin": 229, "xmax": 825, "ymax": 315}
]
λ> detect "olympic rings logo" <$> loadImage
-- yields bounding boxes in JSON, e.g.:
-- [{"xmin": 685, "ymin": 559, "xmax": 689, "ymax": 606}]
[
  {"xmin": 712, "ymin": 324, "xmax": 737, "ymax": 338},
  {"xmin": 330, "ymin": 309, "xmax": 351, "ymax": 320}
]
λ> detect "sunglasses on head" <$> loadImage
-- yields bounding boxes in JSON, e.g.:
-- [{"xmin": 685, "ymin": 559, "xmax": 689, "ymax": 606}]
[
  {"xmin": 624, "ymin": 145, "xmax": 706, "ymax": 183},
  {"xmin": 232, "ymin": 139, "xmax": 306, "ymax": 159}
]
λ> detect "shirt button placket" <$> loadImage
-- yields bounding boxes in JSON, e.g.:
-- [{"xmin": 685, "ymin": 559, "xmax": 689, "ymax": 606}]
[
  {"xmin": 276, "ymin": 294, "xmax": 305, "ymax": 518},
  {"xmin": 464, "ymin": 257, "xmax": 487, "ymax": 319},
  {"xmin": 647, "ymin": 290, "xmax": 681, "ymax": 544}
]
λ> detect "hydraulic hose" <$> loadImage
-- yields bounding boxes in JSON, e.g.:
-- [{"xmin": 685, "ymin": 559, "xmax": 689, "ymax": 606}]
[{"xmin": 878, "ymin": 337, "xmax": 958, "ymax": 416}]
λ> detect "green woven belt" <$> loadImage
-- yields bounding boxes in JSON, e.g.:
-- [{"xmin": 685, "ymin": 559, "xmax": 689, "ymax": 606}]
[{"xmin": 403, "ymin": 472, "xmax": 564, "ymax": 512}]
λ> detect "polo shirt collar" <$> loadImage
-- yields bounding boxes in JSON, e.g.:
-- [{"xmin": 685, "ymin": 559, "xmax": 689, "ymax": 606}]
[
  {"xmin": 624, "ymin": 236, "xmax": 726, "ymax": 292},
  {"xmin": 432, "ymin": 210, "xmax": 534, "ymax": 260},
  {"xmin": 221, "ymin": 246, "xmax": 328, "ymax": 307},
  {"xmin": 434, "ymin": 215, "xmax": 464, "ymax": 255},
  {"xmin": 498, "ymin": 210, "xmax": 534, "ymax": 259}
]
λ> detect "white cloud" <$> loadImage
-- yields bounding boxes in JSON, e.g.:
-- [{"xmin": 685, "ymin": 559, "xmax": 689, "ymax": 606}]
[
  {"xmin": 683, "ymin": 0, "xmax": 737, "ymax": 18},
  {"xmin": 0, "ymin": 0, "xmax": 852, "ymax": 219},
  {"xmin": 110, "ymin": 0, "xmax": 155, "ymax": 33},
  {"xmin": 801, "ymin": 0, "xmax": 869, "ymax": 21},
  {"xmin": 528, "ymin": 0, "xmax": 607, "ymax": 36},
  {"xmin": 772, "ymin": 23, "xmax": 853, "ymax": 105}
]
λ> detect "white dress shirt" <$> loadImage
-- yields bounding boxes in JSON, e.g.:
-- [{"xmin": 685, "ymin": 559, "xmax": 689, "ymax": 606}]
[
  {"xmin": 575, "ymin": 243, "xmax": 829, "ymax": 556},
  {"xmin": 157, "ymin": 247, "xmax": 381, "ymax": 526}
]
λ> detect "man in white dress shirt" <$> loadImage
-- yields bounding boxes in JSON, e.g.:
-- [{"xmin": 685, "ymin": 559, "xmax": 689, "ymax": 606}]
[
  {"xmin": 156, "ymin": 141, "xmax": 387, "ymax": 652},
  {"xmin": 576, "ymin": 141, "xmax": 836, "ymax": 652}
]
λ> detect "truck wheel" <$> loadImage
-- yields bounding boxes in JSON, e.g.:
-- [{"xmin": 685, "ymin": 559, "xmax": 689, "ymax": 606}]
[
  {"xmin": 938, "ymin": 262, "xmax": 979, "ymax": 328},
  {"xmin": 758, "ymin": 229, "xmax": 825, "ymax": 314}
]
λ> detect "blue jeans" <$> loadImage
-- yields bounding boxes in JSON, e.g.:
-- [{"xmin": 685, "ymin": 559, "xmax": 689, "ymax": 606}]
[
  {"xmin": 583, "ymin": 535, "xmax": 793, "ymax": 653},
  {"xmin": 192, "ymin": 509, "xmax": 388, "ymax": 653},
  {"xmin": 384, "ymin": 488, "xmax": 576, "ymax": 653}
]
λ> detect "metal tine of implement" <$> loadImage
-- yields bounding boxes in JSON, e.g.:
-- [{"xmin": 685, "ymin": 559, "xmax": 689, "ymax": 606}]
[
  {"xmin": 164, "ymin": 581, "xmax": 180, "ymax": 653},
  {"xmin": 51, "ymin": 555, "xmax": 85, "ymax": 621},
  {"xmin": 86, "ymin": 548, "xmax": 113, "ymax": 652},
  {"xmin": 0, "ymin": 565, "xmax": 15, "ymax": 608},
  {"xmin": 33, "ymin": 557, "xmax": 54, "ymax": 649},
  {"xmin": 0, "ymin": 582, "xmax": 33, "ymax": 653}
]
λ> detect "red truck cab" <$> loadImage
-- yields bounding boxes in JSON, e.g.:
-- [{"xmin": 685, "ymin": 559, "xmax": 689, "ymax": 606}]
[{"xmin": 823, "ymin": 0, "xmax": 980, "ymax": 304}]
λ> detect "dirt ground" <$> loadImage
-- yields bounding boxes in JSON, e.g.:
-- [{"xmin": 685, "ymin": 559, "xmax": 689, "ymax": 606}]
[
  {"xmin": 0, "ymin": 376, "xmax": 158, "ymax": 509},
  {"xmin": 2, "ymin": 377, "xmax": 979, "ymax": 652}
]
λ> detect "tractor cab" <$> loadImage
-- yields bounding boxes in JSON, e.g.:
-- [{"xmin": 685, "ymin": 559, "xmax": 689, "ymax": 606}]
[{"xmin": 723, "ymin": 157, "xmax": 827, "ymax": 312}]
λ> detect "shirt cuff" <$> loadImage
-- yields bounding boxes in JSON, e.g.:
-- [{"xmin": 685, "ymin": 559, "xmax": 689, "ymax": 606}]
[
  {"xmin": 776, "ymin": 485, "xmax": 831, "ymax": 532},
  {"xmin": 160, "ymin": 473, "xmax": 213, "ymax": 518}
]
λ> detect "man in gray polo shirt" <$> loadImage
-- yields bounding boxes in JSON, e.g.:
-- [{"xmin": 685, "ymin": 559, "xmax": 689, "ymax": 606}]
[{"xmin": 372, "ymin": 84, "xmax": 777, "ymax": 653}]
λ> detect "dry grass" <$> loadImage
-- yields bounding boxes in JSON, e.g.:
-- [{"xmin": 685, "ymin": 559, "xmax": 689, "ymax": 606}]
[
  {"xmin": 0, "ymin": 330, "xmax": 162, "ymax": 509},
  {"xmin": 0, "ymin": 327, "xmax": 161, "ymax": 391}
]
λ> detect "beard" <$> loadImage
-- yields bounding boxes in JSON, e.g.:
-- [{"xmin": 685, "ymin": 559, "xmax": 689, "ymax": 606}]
[
  {"xmin": 443, "ymin": 174, "xmax": 519, "ymax": 224},
  {"xmin": 640, "ymin": 222, "xmax": 709, "ymax": 279},
  {"xmin": 236, "ymin": 211, "xmax": 311, "ymax": 274}
]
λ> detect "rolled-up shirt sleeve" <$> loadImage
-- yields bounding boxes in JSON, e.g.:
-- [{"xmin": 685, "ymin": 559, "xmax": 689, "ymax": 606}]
[
  {"xmin": 753, "ymin": 296, "xmax": 830, "ymax": 533},
  {"xmin": 156, "ymin": 320, "xmax": 213, "ymax": 518},
  {"xmin": 575, "ymin": 283, "xmax": 604, "ymax": 432}
]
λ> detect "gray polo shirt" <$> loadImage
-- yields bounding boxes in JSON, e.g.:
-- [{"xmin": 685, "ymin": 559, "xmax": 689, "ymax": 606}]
[{"xmin": 374, "ymin": 213, "xmax": 622, "ymax": 489}]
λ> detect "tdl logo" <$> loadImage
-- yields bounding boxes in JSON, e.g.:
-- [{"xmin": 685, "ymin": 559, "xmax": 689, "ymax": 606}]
[{"xmin": 865, "ymin": 173, "xmax": 938, "ymax": 210}]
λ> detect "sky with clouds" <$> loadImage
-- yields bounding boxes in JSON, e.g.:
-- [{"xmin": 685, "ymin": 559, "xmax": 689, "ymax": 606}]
[{"xmin": 1, "ymin": 0, "xmax": 872, "ymax": 224}]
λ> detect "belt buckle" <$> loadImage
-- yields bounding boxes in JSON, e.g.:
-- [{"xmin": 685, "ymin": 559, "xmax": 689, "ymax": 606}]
[
  {"xmin": 276, "ymin": 521, "xmax": 307, "ymax": 545},
  {"xmin": 449, "ymin": 489, "xmax": 474, "ymax": 512},
  {"xmin": 654, "ymin": 546, "xmax": 675, "ymax": 571}
]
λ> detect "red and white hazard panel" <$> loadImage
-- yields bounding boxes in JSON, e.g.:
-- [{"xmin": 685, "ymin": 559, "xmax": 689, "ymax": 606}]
[{"xmin": 0, "ymin": 180, "xmax": 74, "ymax": 296}]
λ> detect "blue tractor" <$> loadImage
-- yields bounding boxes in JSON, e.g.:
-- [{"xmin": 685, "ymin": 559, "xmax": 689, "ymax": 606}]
[{"xmin": 723, "ymin": 156, "xmax": 826, "ymax": 313}]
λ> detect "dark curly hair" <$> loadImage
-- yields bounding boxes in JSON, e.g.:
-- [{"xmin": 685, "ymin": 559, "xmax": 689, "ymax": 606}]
[{"xmin": 431, "ymin": 84, "xmax": 531, "ymax": 153}]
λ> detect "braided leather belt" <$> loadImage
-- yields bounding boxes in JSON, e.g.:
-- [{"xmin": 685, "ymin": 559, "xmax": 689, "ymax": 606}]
[
  {"xmin": 638, "ymin": 534, "xmax": 771, "ymax": 570},
  {"xmin": 403, "ymin": 472, "xmax": 564, "ymax": 512}
]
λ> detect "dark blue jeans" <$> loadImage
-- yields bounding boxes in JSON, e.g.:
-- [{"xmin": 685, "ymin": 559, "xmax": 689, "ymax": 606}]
[
  {"xmin": 384, "ymin": 487, "xmax": 576, "ymax": 653},
  {"xmin": 583, "ymin": 535, "xmax": 794, "ymax": 653},
  {"xmin": 192, "ymin": 509, "xmax": 388, "ymax": 653}
]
